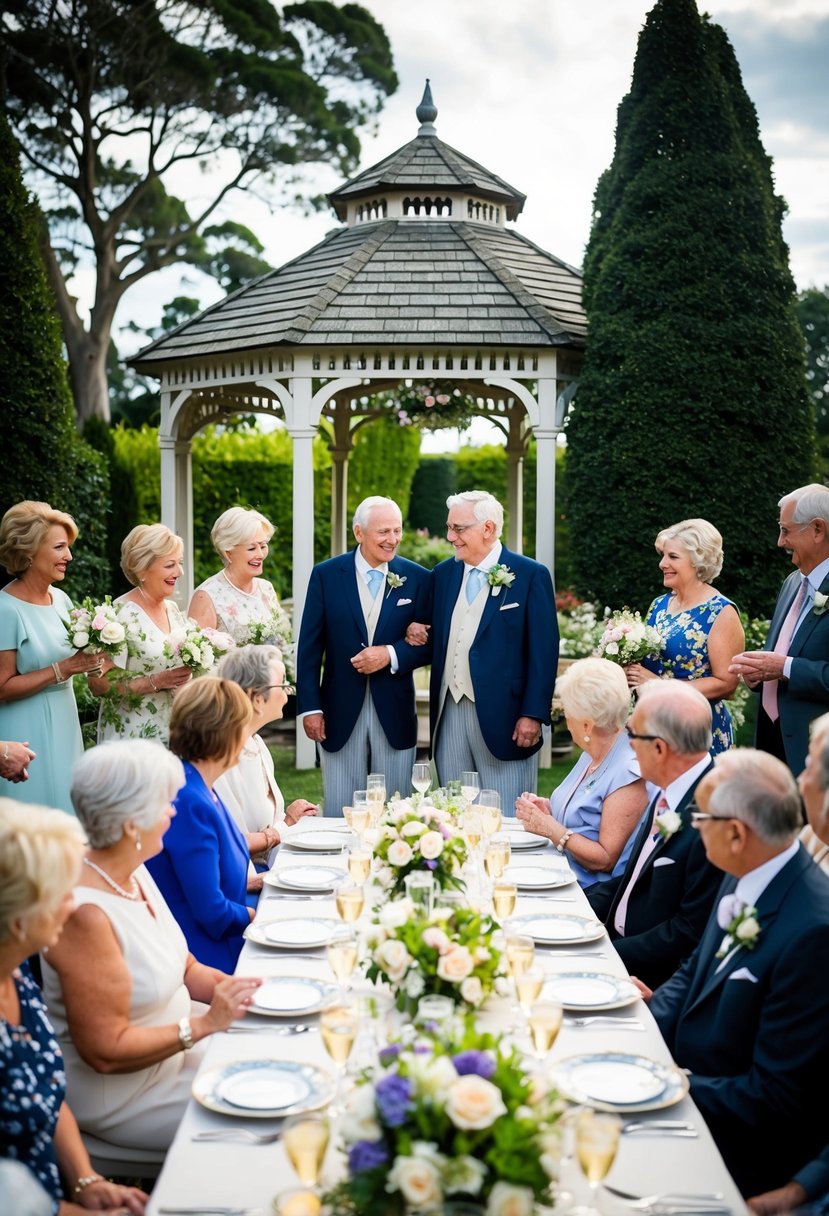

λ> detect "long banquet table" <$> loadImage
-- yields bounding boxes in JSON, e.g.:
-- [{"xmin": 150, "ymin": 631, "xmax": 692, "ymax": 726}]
[{"xmin": 146, "ymin": 817, "xmax": 747, "ymax": 1215}]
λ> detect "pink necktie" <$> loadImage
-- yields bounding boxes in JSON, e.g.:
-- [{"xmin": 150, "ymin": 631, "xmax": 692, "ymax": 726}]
[
  {"xmin": 613, "ymin": 795, "xmax": 669, "ymax": 936},
  {"xmin": 762, "ymin": 577, "xmax": 809, "ymax": 723}
]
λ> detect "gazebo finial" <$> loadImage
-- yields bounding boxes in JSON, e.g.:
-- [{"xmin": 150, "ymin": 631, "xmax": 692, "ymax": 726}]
[{"xmin": 416, "ymin": 79, "xmax": 438, "ymax": 137}]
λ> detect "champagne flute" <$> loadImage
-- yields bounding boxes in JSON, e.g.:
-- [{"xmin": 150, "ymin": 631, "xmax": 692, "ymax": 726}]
[
  {"xmin": 462, "ymin": 807, "xmax": 483, "ymax": 851},
  {"xmin": 526, "ymin": 998, "xmax": 563, "ymax": 1060},
  {"xmin": 320, "ymin": 999, "xmax": 359, "ymax": 1113},
  {"xmin": 348, "ymin": 806, "xmax": 370, "ymax": 841},
  {"xmin": 335, "ymin": 881, "xmax": 365, "ymax": 923},
  {"xmin": 326, "ymin": 925, "xmax": 358, "ymax": 996},
  {"xmin": 484, "ymin": 836, "xmax": 511, "ymax": 879},
  {"xmin": 571, "ymin": 1109, "xmax": 622, "ymax": 1215},
  {"xmin": 505, "ymin": 932, "xmax": 535, "ymax": 979},
  {"xmin": 366, "ymin": 773, "xmax": 386, "ymax": 805},
  {"xmin": 492, "ymin": 879, "xmax": 517, "ymax": 920},
  {"xmin": 282, "ymin": 1112, "xmax": 330, "ymax": 1188},
  {"xmin": 347, "ymin": 843, "xmax": 372, "ymax": 884},
  {"xmin": 478, "ymin": 788, "xmax": 502, "ymax": 836},
  {"xmin": 412, "ymin": 761, "xmax": 431, "ymax": 795},
  {"xmin": 515, "ymin": 963, "xmax": 545, "ymax": 1014},
  {"xmin": 460, "ymin": 770, "xmax": 480, "ymax": 804}
]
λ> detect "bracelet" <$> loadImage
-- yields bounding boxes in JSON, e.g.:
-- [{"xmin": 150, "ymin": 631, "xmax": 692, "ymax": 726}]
[
  {"xmin": 178, "ymin": 1016, "xmax": 194, "ymax": 1051},
  {"xmin": 51, "ymin": 661, "xmax": 65, "ymax": 684},
  {"xmin": 148, "ymin": 674, "xmax": 158, "ymax": 692},
  {"xmin": 73, "ymin": 1174, "xmax": 105, "ymax": 1196},
  {"xmin": 556, "ymin": 830, "xmax": 574, "ymax": 854}
]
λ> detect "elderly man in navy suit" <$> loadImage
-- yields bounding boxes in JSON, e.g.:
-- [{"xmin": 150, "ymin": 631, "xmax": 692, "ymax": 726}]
[
  {"xmin": 414, "ymin": 490, "xmax": 557, "ymax": 810},
  {"xmin": 647, "ymin": 748, "xmax": 829, "ymax": 1199},
  {"xmin": 731, "ymin": 483, "xmax": 829, "ymax": 775},
  {"xmin": 296, "ymin": 496, "xmax": 429, "ymax": 815}
]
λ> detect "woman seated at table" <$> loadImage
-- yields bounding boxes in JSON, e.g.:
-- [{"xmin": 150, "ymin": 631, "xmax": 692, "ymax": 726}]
[
  {"xmin": 216, "ymin": 645, "xmax": 317, "ymax": 879},
  {"xmin": 42, "ymin": 741, "xmax": 260, "ymax": 1156},
  {"xmin": 515, "ymin": 657, "xmax": 649, "ymax": 888},
  {"xmin": 145, "ymin": 677, "xmax": 257, "ymax": 970},
  {"xmin": 0, "ymin": 798, "xmax": 147, "ymax": 1215}
]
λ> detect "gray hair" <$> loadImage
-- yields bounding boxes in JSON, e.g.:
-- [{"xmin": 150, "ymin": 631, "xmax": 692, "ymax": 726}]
[
  {"xmin": 218, "ymin": 644, "xmax": 283, "ymax": 696},
  {"xmin": 709, "ymin": 748, "xmax": 802, "ymax": 846},
  {"xmin": 70, "ymin": 741, "xmax": 185, "ymax": 849},
  {"xmin": 809, "ymin": 712, "xmax": 829, "ymax": 792},
  {"xmin": 446, "ymin": 490, "xmax": 504, "ymax": 537},
  {"xmin": 637, "ymin": 681, "xmax": 713, "ymax": 755},
  {"xmin": 779, "ymin": 484, "xmax": 829, "ymax": 529},
  {"xmin": 556, "ymin": 658, "xmax": 632, "ymax": 732},
  {"xmin": 352, "ymin": 496, "xmax": 401, "ymax": 531},
  {"xmin": 655, "ymin": 519, "xmax": 724, "ymax": 583}
]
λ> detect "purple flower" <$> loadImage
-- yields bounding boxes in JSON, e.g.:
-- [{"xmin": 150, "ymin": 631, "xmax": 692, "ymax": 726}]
[
  {"xmin": 424, "ymin": 859, "xmax": 437, "ymax": 870},
  {"xmin": 378, "ymin": 1043, "xmax": 401, "ymax": 1065},
  {"xmin": 452, "ymin": 1050, "xmax": 497, "ymax": 1078},
  {"xmin": 439, "ymin": 824, "xmax": 451, "ymax": 839},
  {"xmin": 717, "ymin": 893, "xmax": 745, "ymax": 930},
  {"xmin": 375, "ymin": 1074, "xmax": 413, "ymax": 1127},
  {"xmin": 348, "ymin": 1139, "xmax": 389, "ymax": 1174}
]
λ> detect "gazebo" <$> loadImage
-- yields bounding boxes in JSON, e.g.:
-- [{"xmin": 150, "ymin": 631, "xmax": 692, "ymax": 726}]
[{"xmin": 132, "ymin": 83, "xmax": 586, "ymax": 765}]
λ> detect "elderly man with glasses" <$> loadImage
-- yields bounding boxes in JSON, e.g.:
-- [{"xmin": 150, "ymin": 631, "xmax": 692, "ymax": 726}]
[{"xmin": 586, "ymin": 680, "xmax": 721, "ymax": 988}]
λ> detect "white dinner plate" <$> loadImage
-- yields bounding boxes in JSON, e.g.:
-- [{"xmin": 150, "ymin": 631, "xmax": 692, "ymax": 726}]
[
  {"xmin": 501, "ymin": 821, "xmax": 549, "ymax": 850},
  {"xmin": 249, "ymin": 976, "xmax": 338, "ymax": 1017},
  {"xmin": 284, "ymin": 830, "xmax": 352, "ymax": 853},
  {"xmin": 245, "ymin": 917, "xmax": 339, "ymax": 950},
  {"xmin": 507, "ymin": 913, "xmax": 606, "ymax": 945},
  {"xmin": 551, "ymin": 1052, "xmax": 689, "ymax": 1113},
  {"xmin": 194, "ymin": 1059, "xmax": 334, "ymax": 1118},
  {"xmin": 503, "ymin": 864, "xmax": 575, "ymax": 890},
  {"xmin": 540, "ymin": 971, "xmax": 639, "ymax": 1011},
  {"xmin": 264, "ymin": 864, "xmax": 344, "ymax": 892}
]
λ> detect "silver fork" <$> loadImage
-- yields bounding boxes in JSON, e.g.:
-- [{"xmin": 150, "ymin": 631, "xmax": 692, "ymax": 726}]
[
  {"xmin": 192, "ymin": 1128, "xmax": 283, "ymax": 1144},
  {"xmin": 602, "ymin": 1187, "xmax": 724, "ymax": 1211},
  {"xmin": 564, "ymin": 1015, "xmax": 643, "ymax": 1027},
  {"xmin": 224, "ymin": 1023, "xmax": 316, "ymax": 1035}
]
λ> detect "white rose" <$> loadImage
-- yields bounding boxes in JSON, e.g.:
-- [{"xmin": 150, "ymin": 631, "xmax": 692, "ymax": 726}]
[
  {"xmin": 657, "ymin": 809, "xmax": 682, "ymax": 835},
  {"xmin": 446, "ymin": 1074, "xmax": 507, "ymax": 1131},
  {"xmin": 386, "ymin": 1154, "xmax": 443, "ymax": 1209},
  {"xmin": 99, "ymin": 621, "xmax": 125, "ymax": 645},
  {"xmin": 200, "ymin": 643, "xmax": 215, "ymax": 668},
  {"xmin": 437, "ymin": 945, "xmax": 475, "ymax": 984},
  {"xmin": 341, "ymin": 1084, "xmax": 381, "ymax": 1143},
  {"xmin": 736, "ymin": 915, "xmax": 760, "ymax": 941},
  {"xmin": 487, "ymin": 1181, "xmax": 535, "ymax": 1216},
  {"xmin": 422, "ymin": 926, "xmax": 451, "ymax": 954},
  {"xmin": 425, "ymin": 807, "xmax": 452, "ymax": 824},
  {"xmin": 418, "ymin": 830, "xmax": 444, "ymax": 859},
  {"xmin": 378, "ymin": 938, "xmax": 412, "ymax": 982},
  {"xmin": 443, "ymin": 1154, "xmax": 487, "ymax": 1196},
  {"xmin": 375, "ymin": 864, "xmax": 394, "ymax": 890},
  {"xmin": 460, "ymin": 976, "xmax": 484, "ymax": 1005},
  {"xmin": 402, "ymin": 820, "xmax": 428, "ymax": 838},
  {"xmin": 604, "ymin": 641, "xmax": 619, "ymax": 656},
  {"xmin": 405, "ymin": 970, "xmax": 426, "ymax": 999},
  {"xmin": 387, "ymin": 839, "xmax": 414, "ymax": 867},
  {"xmin": 72, "ymin": 631, "xmax": 90, "ymax": 648},
  {"xmin": 474, "ymin": 945, "xmax": 491, "ymax": 963},
  {"xmin": 379, "ymin": 898, "xmax": 414, "ymax": 930},
  {"xmin": 408, "ymin": 1054, "xmax": 458, "ymax": 1098}
]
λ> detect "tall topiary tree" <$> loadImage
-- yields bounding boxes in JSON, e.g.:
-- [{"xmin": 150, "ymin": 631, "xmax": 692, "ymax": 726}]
[{"xmin": 565, "ymin": 0, "xmax": 815, "ymax": 617}]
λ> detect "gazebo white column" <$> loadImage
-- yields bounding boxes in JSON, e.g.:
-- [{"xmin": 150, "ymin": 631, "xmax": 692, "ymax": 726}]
[
  {"xmin": 286, "ymin": 374, "xmax": 319, "ymax": 770},
  {"xmin": 534, "ymin": 377, "xmax": 559, "ymax": 577},
  {"xmin": 505, "ymin": 412, "xmax": 528, "ymax": 553},
  {"xmin": 160, "ymin": 427, "xmax": 194, "ymax": 604},
  {"xmin": 329, "ymin": 403, "xmax": 354, "ymax": 556}
]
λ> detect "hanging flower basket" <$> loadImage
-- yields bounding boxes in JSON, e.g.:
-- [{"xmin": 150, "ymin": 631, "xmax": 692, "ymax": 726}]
[{"xmin": 384, "ymin": 381, "xmax": 480, "ymax": 432}]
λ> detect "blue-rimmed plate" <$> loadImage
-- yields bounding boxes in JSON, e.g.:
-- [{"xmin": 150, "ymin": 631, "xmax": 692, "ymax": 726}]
[
  {"xmin": 507, "ymin": 913, "xmax": 605, "ymax": 945},
  {"xmin": 245, "ymin": 917, "xmax": 339, "ymax": 950},
  {"xmin": 503, "ymin": 864, "xmax": 576, "ymax": 890},
  {"xmin": 540, "ymin": 971, "xmax": 639, "ymax": 1011},
  {"xmin": 283, "ymin": 830, "xmax": 352, "ymax": 853},
  {"xmin": 551, "ymin": 1052, "xmax": 689, "ymax": 1112},
  {"xmin": 193, "ymin": 1059, "xmax": 335, "ymax": 1117},
  {"xmin": 249, "ymin": 976, "xmax": 338, "ymax": 1017},
  {"xmin": 264, "ymin": 864, "xmax": 345, "ymax": 892}
]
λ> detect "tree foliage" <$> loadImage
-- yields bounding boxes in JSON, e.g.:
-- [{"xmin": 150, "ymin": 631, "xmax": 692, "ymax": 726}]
[
  {"xmin": 797, "ymin": 286, "xmax": 829, "ymax": 435},
  {"xmin": 565, "ymin": 0, "xmax": 815, "ymax": 617},
  {"xmin": 1, "ymin": 0, "xmax": 397, "ymax": 422}
]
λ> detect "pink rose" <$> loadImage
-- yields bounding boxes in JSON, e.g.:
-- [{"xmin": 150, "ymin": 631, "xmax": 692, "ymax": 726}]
[
  {"xmin": 424, "ymin": 396, "xmax": 436, "ymax": 407},
  {"xmin": 92, "ymin": 614, "xmax": 106, "ymax": 631}
]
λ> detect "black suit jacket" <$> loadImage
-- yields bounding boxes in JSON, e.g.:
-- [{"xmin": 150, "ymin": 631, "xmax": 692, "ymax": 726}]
[
  {"xmin": 586, "ymin": 761, "xmax": 720, "ymax": 988},
  {"xmin": 651, "ymin": 846, "xmax": 829, "ymax": 1198}
]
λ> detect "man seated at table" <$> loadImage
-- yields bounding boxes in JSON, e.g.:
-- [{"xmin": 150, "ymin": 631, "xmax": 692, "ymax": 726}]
[
  {"xmin": 585, "ymin": 682, "xmax": 721, "ymax": 987},
  {"xmin": 646, "ymin": 749, "xmax": 829, "ymax": 1199}
]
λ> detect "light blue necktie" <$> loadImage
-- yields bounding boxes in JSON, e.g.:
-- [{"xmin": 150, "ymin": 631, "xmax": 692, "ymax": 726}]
[
  {"xmin": 366, "ymin": 568, "xmax": 384, "ymax": 600},
  {"xmin": 466, "ymin": 567, "xmax": 485, "ymax": 604}
]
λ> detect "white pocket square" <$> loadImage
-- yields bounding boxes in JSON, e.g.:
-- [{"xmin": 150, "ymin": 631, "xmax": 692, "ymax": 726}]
[
  {"xmin": 728, "ymin": 967, "xmax": 759, "ymax": 983},
  {"xmin": 396, "ymin": 598, "xmax": 412, "ymax": 606},
  {"xmin": 653, "ymin": 856, "xmax": 675, "ymax": 867},
  {"xmin": 500, "ymin": 602, "xmax": 520, "ymax": 611}
]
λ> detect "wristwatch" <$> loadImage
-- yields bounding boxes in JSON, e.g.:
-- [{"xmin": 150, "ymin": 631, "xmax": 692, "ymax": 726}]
[
  {"xmin": 178, "ymin": 1017, "xmax": 194, "ymax": 1051},
  {"xmin": 556, "ymin": 830, "xmax": 573, "ymax": 854}
]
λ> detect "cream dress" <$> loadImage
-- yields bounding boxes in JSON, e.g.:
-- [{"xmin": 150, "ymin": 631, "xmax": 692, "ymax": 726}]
[
  {"xmin": 96, "ymin": 597, "xmax": 188, "ymax": 743},
  {"xmin": 215, "ymin": 732, "xmax": 286, "ymax": 873},
  {"xmin": 42, "ymin": 867, "xmax": 207, "ymax": 1152},
  {"xmin": 193, "ymin": 570, "xmax": 291, "ymax": 658}
]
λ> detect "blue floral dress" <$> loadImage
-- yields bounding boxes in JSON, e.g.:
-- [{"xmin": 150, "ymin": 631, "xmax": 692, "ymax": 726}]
[
  {"xmin": 0, "ymin": 963, "xmax": 65, "ymax": 1213},
  {"xmin": 642, "ymin": 592, "xmax": 736, "ymax": 754}
]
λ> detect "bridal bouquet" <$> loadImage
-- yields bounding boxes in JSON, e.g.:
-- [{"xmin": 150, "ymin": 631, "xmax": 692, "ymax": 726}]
[
  {"xmin": 65, "ymin": 597, "xmax": 142, "ymax": 659},
  {"xmin": 243, "ymin": 605, "xmax": 295, "ymax": 679},
  {"xmin": 163, "ymin": 623, "xmax": 235, "ymax": 675},
  {"xmin": 375, "ymin": 798, "xmax": 468, "ymax": 898},
  {"xmin": 325, "ymin": 1018, "xmax": 562, "ymax": 1215},
  {"xmin": 595, "ymin": 608, "xmax": 664, "ymax": 666},
  {"xmin": 365, "ymin": 900, "xmax": 501, "ymax": 1011}
]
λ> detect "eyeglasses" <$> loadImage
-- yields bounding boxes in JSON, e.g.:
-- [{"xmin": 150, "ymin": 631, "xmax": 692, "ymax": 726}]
[
  {"xmin": 625, "ymin": 726, "xmax": 664, "ymax": 743},
  {"xmin": 264, "ymin": 682, "xmax": 295, "ymax": 694},
  {"xmin": 446, "ymin": 522, "xmax": 482, "ymax": 536},
  {"xmin": 690, "ymin": 811, "xmax": 734, "ymax": 825}
]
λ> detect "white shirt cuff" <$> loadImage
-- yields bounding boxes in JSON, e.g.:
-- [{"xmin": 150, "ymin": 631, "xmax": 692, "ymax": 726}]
[
  {"xmin": 387, "ymin": 645, "xmax": 398, "ymax": 674},
  {"xmin": 783, "ymin": 657, "xmax": 793, "ymax": 680}
]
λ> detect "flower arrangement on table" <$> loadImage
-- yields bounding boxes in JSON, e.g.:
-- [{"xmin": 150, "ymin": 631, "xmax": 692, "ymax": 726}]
[
  {"xmin": 243, "ymin": 605, "xmax": 295, "ymax": 679},
  {"xmin": 65, "ymin": 597, "xmax": 143, "ymax": 659},
  {"xmin": 325, "ymin": 1018, "xmax": 562, "ymax": 1215},
  {"xmin": 594, "ymin": 608, "xmax": 664, "ymax": 666},
  {"xmin": 163, "ymin": 622, "xmax": 235, "ymax": 676},
  {"xmin": 365, "ymin": 900, "xmax": 501, "ymax": 1012},
  {"xmin": 374, "ymin": 798, "xmax": 468, "ymax": 898}
]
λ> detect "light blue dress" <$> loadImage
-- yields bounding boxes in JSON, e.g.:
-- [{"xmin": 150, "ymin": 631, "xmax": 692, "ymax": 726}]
[
  {"xmin": 0, "ymin": 587, "xmax": 82, "ymax": 814},
  {"xmin": 550, "ymin": 732, "xmax": 648, "ymax": 889}
]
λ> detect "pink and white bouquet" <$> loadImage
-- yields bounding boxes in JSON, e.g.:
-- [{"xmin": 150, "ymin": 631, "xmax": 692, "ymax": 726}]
[
  {"xmin": 374, "ymin": 798, "xmax": 467, "ymax": 898},
  {"xmin": 244, "ymin": 606, "xmax": 295, "ymax": 679},
  {"xmin": 594, "ymin": 608, "xmax": 664, "ymax": 666},
  {"xmin": 65, "ymin": 597, "xmax": 141, "ymax": 659},
  {"xmin": 163, "ymin": 623, "xmax": 235, "ymax": 675}
]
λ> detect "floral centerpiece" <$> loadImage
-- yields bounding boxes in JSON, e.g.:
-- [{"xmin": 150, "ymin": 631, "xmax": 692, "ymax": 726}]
[
  {"xmin": 325, "ymin": 1018, "xmax": 562, "ymax": 1215},
  {"xmin": 163, "ymin": 623, "xmax": 235, "ymax": 675},
  {"xmin": 65, "ymin": 597, "xmax": 142, "ymax": 658},
  {"xmin": 374, "ymin": 798, "xmax": 468, "ymax": 898},
  {"xmin": 365, "ymin": 900, "xmax": 501, "ymax": 1012},
  {"xmin": 243, "ymin": 605, "xmax": 295, "ymax": 680},
  {"xmin": 594, "ymin": 608, "xmax": 664, "ymax": 666}
]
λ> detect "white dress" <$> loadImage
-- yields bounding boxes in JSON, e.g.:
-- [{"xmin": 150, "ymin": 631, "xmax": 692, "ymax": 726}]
[
  {"xmin": 41, "ymin": 867, "xmax": 207, "ymax": 1152},
  {"xmin": 97, "ymin": 597, "xmax": 188, "ymax": 743},
  {"xmin": 194, "ymin": 570, "xmax": 292, "ymax": 660},
  {"xmin": 215, "ymin": 732, "xmax": 286, "ymax": 872}
]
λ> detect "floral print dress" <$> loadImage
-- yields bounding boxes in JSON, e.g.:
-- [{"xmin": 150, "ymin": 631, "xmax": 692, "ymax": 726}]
[
  {"xmin": 96, "ymin": 597, "xmax": 188, "ymax": 743},
  {"xmin": 642, "ymin": 592, "xmax": 735, "ymax": 753},
  {"xmin": 193, "ymin": 571, "xmax": 293, "ymax": 671}
]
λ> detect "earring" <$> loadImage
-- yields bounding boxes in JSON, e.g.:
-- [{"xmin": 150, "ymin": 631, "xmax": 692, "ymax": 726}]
[
  {"xmin": 135, "ymin": 837, "xmax": 142, "ymax": 852},
  {"xmin": 583, "ymin": 735, "xmax": 591, "ymax": 744}
]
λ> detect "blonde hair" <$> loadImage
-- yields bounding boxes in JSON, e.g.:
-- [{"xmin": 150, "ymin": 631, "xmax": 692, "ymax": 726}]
[
  {"xmin": 120, "ymin": 524, "xmax": 183, "ymax": 586},
  {"xmin": 556, "ymin": 658, "xmax": 632, "ymax": 731},
  {"xmin": 210, "ymin": 508, "xmax": 274, "ymax": 564},
  {"xmin": 0, "ymin": 501, "xmax": 78, "ymax": 576},
  {"xmin": 655, "ymin": 518, "xmax": 724, "ymax": 583},
  {"xmin": 0, "ymin": 800, "xmax": 86, "ymax": 942},
  {"xmin": 169, "ymin": 676, "xmax": 254, "ymax": 765}
]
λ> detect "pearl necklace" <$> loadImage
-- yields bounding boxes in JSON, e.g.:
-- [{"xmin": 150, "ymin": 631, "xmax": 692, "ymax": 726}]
[
  {"xmin": 83, "ymin": 857, "xmax": 140, "ymax": 901},
  {"xmin": 221, "ymin": 569, "xmax": 256, "ymax": 598}
]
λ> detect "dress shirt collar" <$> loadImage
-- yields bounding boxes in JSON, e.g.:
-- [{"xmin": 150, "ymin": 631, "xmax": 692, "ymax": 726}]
[
  {"xmin": 355, "ymin": 548, "xmax": 388, "ymax": 581},
  {"xmin": 734, "ymin": 839, "xmax": 800, "ymax": 908},
  {"xmin": 662, "ymin": 753, "xmax": 712, "ymax": 814},
  {"xmin": 802, "ymin": 555, "xmax": 829, "ymax": 595},
  {"xmin": 464, "ymin": 541, "xmax": 502, "ymax": 576}
]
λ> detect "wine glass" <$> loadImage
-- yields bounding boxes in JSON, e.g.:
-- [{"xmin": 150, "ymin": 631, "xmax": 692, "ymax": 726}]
[
  {"xmin": 326, "ymin": 925, "xmax": 358, "ymax": 996},
  {"xmin": 505, "ymin": 931, "xmax": 535, "ymax": 1012},
  {"xmin": 335, "ymin": 881, "xmax": 365, "ymax": 923},
  {"xmin": 492, "ymin": 879, "xmax": 517, "ymax": 920},
  {"xmin": 515, "ymin": 963, "xmax": 545, "ymax": 1014},
  {"xmin": 460, "ymin": 770, "xmax": 480, "ymax": 803},
  {"xmin": 571, "ymin": 1109, "xmax": 622, "ymax": 1215},
  {"xmin": 347, "ymin": 842, "xmax": 372, "ymax": 884},
  {"xmin": 366, "ymin": 772, "xmax": 386, "ymax": 806},
  {"xmin": 281, "ymin": 1112, "xmax": 330, "ymax": 1188},
  {"xmin": 412, "ymin": 761, "xmax": 432, "ymax": 795},
  {"xmin": 320, "ymin": 999, "xmax": 359, "ymax": 1113},
  {"xmin": 478, "ymin": 788, "xmax": 502, "ymax": 836},
  {"xmin": 526, "ymin": 998, "xmax": 563, "ymax": 1061},
  {"xmin": 484, "ymin": 836, "xmax": 511, "ymax": 879}
]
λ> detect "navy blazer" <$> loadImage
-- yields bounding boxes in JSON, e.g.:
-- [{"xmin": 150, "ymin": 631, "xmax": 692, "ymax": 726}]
[
  {"xmin": 145, "ymin": 762, "xmax": 250, "ymax": 972},
  {"xmin": 586, "ymin": 764, "xmax": 721, "ymax": 988},
  {"xmin": 759, "ymin": 570, "xmax": 829, "ymax": 774},
  {"xmin": 651, "ymin": 846, "xmax": 829, "ymax": 1198},
  {"xmin": 295, "ymin": 551, "xmax": 430, "ymax": 753},
  {"xmin": 424, "ymin": 546, "xmax": 558, "ymax": 762}
]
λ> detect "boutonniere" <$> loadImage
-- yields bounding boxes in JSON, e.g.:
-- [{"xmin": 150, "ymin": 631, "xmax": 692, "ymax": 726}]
[
  {"xmin": 813, "ymin": 591, "xmax": 828, "ymax": 616},
  {"xmin": 385, "ymin": 572, "xmax": 406, "ymax": 598},
  {"xmin": 655, "ymin": 808, "xmax": 683, "ymax": 839},
  {"xmin": 487, "ymin": 564, "xmax": 515, "ymax": 597},
  {"xmin": 715, "ymin": 895, "xmax": 761, "ymax": 959}
]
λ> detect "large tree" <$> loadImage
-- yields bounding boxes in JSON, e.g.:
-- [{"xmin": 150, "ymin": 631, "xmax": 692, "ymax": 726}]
[
  {"xmin": 565, "ymin": 0, "xmax": 814, "ymax": 616},
  {"xmin": 797, "ymin": 286, "xmax": 829, "ymax": 435},
  {"xmin": 1, "ymin": 0, "xmax": 397, "ymax": 422}
]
